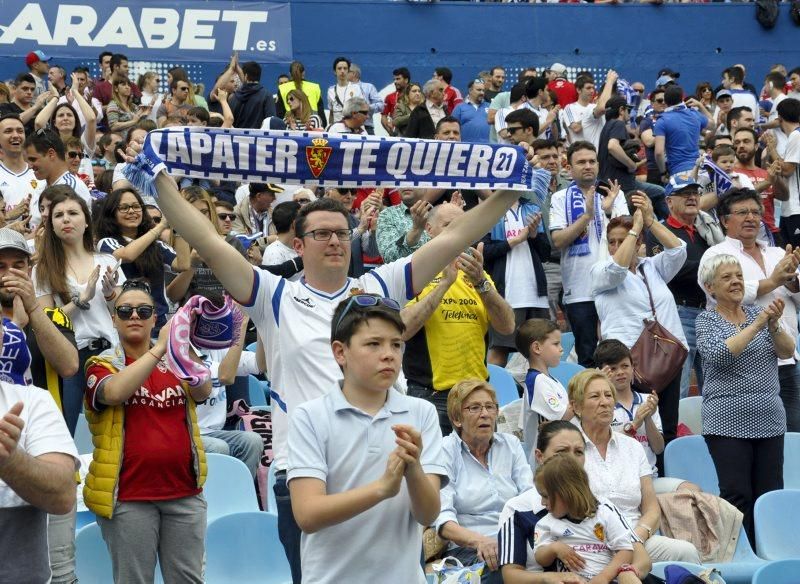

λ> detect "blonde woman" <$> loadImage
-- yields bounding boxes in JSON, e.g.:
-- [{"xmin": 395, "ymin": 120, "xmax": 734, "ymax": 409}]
[{"xmin": 283, "ymin": 89, "xmax": 323, "ymax": 131}]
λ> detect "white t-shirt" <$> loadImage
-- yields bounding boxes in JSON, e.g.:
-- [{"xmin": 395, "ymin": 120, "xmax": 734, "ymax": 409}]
[
  {"xmin": 561, "ymin": 102, "xmax": 605, "ymax": 147},
  {"xmin": 32, "ymin": 253, "xmax": 125, "ymax": 350},
  {"xmin": 611, "ymin": 391, "xmax": 663, "ymax": 477},
  {"xmin": 326, "ymin": 83, "xmax": 364, "ymax": 125},
  {"xmin": 30, "ymin": 171, "xmax": 93, "ymax": 229},
  {"xmin": 0, "ymin": 162, "xmax": 44, "ymax": 208},
  {"xmin": 729, "ymin": 89, "xmax": 759, "ymax": 122},
  {"xmin": 533, "ymin": 501, "xmax": 635, "ymax": 580},
  {"xmin": 242, "ymin": 256, "xmax": 414, "ymax": 470},
  {"xmin": 782, "ymin": 130, "xmax": 800, "ymax": 218},
  {"xmin": 262, "ymin": 240, "xmax": 301, "ymax": 281},
  {"xmin": 196, "ymin": 349, "xmax": 260, "ymax": 433},
  {"xmin": 503, "ymin": 207, "xmax": 546, "ymax": 309},
  {"xmin": 549, "ymin": 187, "xmax": 628, "ymax": 304},
  {"xmin": 0, "ymin": 383, "xmax": 79, "ymax": 508}
]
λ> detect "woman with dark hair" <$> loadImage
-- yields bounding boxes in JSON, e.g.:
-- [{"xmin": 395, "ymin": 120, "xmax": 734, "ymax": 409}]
[
  {"xmin": 283, "ymin": 89, "xmax": 323, "ymax": 131},
  {"xmin": 695, "ymin": 82, "xmax": 715, "ymax": 111},
  {"xmin": 590, "ymin": 193, "xmax": 686, "ymax": 445},
  {"xmin": 95, "ymin": 188, "xmax": 188, "ymax": 334},
  {"xmin": 83, "ymin": 280, "xmax": 210, "ymax": 583},
  {"xmin": 34, "ymin": 75, "xmax": 98, "ymax": 155},
  {"xmin": 33, "ymin": 189, "xmax": 125, "ymax": 434}
]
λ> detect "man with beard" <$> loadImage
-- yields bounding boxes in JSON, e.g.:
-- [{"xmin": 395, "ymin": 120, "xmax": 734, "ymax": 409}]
[
  {"xmin": 645, "ymin": 175, "xmax": 723, "ymax": 399},
  {"xmin": 381, "ymin": 67, "xmax": 410, "ymax": 135},
  {"xmin": 733, "ymin": 127, "xmax": 787, "ymax": 245}
]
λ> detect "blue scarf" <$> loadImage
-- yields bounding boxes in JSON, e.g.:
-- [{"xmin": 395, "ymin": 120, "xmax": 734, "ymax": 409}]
[
  {"xmin": 123, "ymin": 127, "xmax": 537, "ymax": 198},
  {"xmin": 565, "ymin": 181, "xmax": 603, "ymax": 257},
  {"xmin": 0, "ymin": 318, "xmax": 31, "ymax": 385}
]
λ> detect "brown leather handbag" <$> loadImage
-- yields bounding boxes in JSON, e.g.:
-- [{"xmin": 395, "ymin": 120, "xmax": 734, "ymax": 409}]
[{"xmin": 630, "ymin": 265, "xmax": 688, "ymax": 394}]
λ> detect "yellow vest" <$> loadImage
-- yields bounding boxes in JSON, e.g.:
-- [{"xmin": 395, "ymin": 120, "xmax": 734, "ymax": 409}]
[
  {"xmin": 278, "ymin": 80, "xmax": 322, "ymax": 113},
  {"xmin": 82, "ymin": 349, "xmax": 207, "ymax": 519}
]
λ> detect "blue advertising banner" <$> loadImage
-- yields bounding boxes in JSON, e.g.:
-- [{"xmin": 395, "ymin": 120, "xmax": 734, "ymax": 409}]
[
  {"xmin": 124, "ymin": 127, "xmax": 546, "ymax": 196},
  {"xmin": 0, "ymin": 1, "xmax": 292, "ymax": 62}
]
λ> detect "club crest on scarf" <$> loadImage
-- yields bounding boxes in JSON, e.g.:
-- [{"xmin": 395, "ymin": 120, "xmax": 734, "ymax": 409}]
[{"xmin": 306, "ymin": 137, "xmax": 333, "ymax": 178}]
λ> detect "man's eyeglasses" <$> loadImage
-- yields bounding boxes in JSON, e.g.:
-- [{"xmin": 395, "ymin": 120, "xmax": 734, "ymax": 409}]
[
  {"xmin": 728, "ymin": 209, "xmax": 763, "ymax": 218},
  {"xmin": 462, "ymin": 403, "xmax": 499, "ymax": 415},
  {"xmin": 653, "ymin": 99, "xmax": 665, "ymax": 104},
  {"xmin": 67, "ymin": 151, "xmax": 83, "ymax": 159},
  {"xmin": 117, "ymin": 203, "xmax": 142, "ymax": 214},
  {"xmin": 115, "ymin": 304, "xmax": 155, "ymax": 320},
  {"xmin": 333, "ymin": 294, "xmax": 401, "ymax": 337},
  {"xmin": 506, "ymin": 126, "xmax": 523, "ymax": 134},
  {"xmin": 217, "ymin": 213, "xmax": 236, "ymax": 221},
  {"xmin": 302, "ymin": 229, "xmax": 352, "ymax": 242},
  {"xmin": 356, "ymin": 110, "xmax": 370, "ymax": 116}
]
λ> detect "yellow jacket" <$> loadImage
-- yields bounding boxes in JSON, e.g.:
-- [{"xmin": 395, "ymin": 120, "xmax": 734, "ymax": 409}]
[
  {"xmin": 278, "ymin": 80, "xmax": 322, "ymax": 113},
  {"xmin": 82, "ymin": 347, "xmax": 207, "ymax": 519}
]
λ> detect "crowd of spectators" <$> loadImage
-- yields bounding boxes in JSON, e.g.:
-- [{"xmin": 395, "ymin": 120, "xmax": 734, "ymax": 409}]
[{"xmin": 1, "ymin": 47, "xmax": 799, "ymax": 584}]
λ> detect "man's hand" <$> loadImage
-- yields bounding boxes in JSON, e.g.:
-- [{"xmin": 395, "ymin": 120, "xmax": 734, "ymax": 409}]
[
  {"xmin": 2, "ymin": 267, "xmax": 37, "ymax": 313},
  {"xmin": 508, "ymin": 225, "xmax": 530, "ymax": 247},
  {"xmin": 527, "ymin": 212, "xmax": 542, "ymax": 237},
  {"xmin": 457, "ymin": 243, "xmax": 485, "ymax": 286},
  {"xmin": 605, "ymin": 69, "xmax": 619, "ymax": 86},
  {"xmin": 584, "ymin": 186, "xmax": 597, "ymax": 217},
  {"xmin": 0, "ymin": 402, "xmax": 24, "ymax": 470},
  {"xmin": 216, "ymin": 89, "xmax": 229, "ymax": 104},
  {"xmin": 770, "ymin": 245, "xmax": 800, "ymax": 288},
  {"xmin": 409, "ymin": 199, "xmax": 432, "ymax": 231},
  {"xmin": 6, "ymin": 195, "xmax": 30, "ymax": 221},
  {"xmin": 442, "ymin": 260, "xmax": 459, "ymax": 286},
  {"xmin": 767, "ymin": 160, "xmax": 783, "ymax": 183},
  {"xmin": 598, "ymin": 179, "xmax": 621, "ymax": 214}
]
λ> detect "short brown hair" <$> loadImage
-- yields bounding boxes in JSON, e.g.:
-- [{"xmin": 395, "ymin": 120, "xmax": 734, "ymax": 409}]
[
  {"xmin": 535, "ymin": 454, "xmax": 598, "ymax": 520},
  {"xmin": 447, "ymin": 379, "xmax": 498, "ymax": 430},
  {"xmin": 712, "ymin": 144, "xmax": 735, "ymax": 162},
  {"xmin": 515, "ymin": 319, "xmax": 558, "ymax": 359}
]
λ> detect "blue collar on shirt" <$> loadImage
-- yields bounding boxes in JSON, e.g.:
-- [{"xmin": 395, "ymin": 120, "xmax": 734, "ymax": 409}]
[{"xmin": 614, "ymin": 391, "xmax": 643, "ymax": 422}]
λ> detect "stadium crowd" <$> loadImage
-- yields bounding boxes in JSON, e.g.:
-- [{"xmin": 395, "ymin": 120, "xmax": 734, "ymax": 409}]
[{"xmin": 0, "ymin": 47, "xmax": 799, "ymax": 584}]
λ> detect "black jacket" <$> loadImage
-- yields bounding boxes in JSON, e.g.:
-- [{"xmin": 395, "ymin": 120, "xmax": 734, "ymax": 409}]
[
  {"xmin": 404, "ymin": 106, "xmax": 436, "ymax": 139},
  {"xmin": 481, "ymin": 232, "xmax": 551, "ymax": 299},
  {"xmin": 230, "ymin": 82, "xmax": 276, "ymax": 129}
]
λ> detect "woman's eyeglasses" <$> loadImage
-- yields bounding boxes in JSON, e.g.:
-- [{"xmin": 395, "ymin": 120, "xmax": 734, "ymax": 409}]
[
  {"xmin": 115, "ymin": 304, "xmax": 155, "ymax": 320},
  {"xmin": 462, "ymin": 403, "xmax": 499, "ymax": 415},
  {"xmin": 117, "ymin": 203, "xmax": 142, "ymax": 214}
]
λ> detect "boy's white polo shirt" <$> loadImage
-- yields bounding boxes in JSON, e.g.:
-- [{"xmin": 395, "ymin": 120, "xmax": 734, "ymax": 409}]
[
  {"xmin": 287, "ymin": 383, "xmax": 447, "ymax": 584},
  {"xmin": 241, "ymin": 256, "xmax": 414, "ymax": 471}
]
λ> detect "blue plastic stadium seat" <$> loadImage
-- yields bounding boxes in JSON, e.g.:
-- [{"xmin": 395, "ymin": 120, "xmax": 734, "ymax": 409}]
[
  {"xmin": 560, "ymin": 331, "xmax": 575, "ymax": 361},
  {"xmin": 75, "ymin": 523, "xmax": 112, "ymax": 582},
  {"xmin": 651, "ymin": 562, "xmax": 726, "ymax": 583},
  {"xmin": 248, "ymin": 375, "xmax": 268, "ymax": 407},
  {"xmin": 664, "ymin": 435, "xmax": 719, "ymax": 495},
  {"xmin": 752, "ymin": 559, "xmax": 800, "ymax": 584},
  {"xmin": 754, "ymin": 489, "xmax": 800, "ymax": 560},
  {"xmin": 549, "ymin": 362, "xmax": 584, "ymax": 390},
  {"xmin": 246, "ymin": 341, "xmax": 258, "ymax": 352},
  {"xmin": 206, "ymin": 512, "xmax": 292, "ymax": 583},
  {"xmin": 205, "ymin": 453, "xmax": 261, "ymax": 523},
  {"xmin": 487, "ymin": 364, "xmax": 520, "ymax": 406},
  {"xmin": 784, "ymin": 433, "xmax": 800, "ymax": 489},
  {"xmin": 707, "ymin": 525, "xmax": 766, "ymax": 584}
]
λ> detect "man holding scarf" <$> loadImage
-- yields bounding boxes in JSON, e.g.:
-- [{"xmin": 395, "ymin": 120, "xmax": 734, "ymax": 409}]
[{"xmin": 550, "ymin": 141, "xmax": 628, "ymax": 367}]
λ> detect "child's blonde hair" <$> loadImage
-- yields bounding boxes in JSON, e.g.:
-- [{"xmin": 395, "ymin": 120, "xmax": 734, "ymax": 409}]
[{"xmin": 534, "ymin": 453, "xmax": 598, "ymax": 520}]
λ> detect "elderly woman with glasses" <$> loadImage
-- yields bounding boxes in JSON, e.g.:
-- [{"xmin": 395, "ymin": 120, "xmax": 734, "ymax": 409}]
[
  {"xmin": 96, "ymin": 188, "xmax": 190, "ymax": 336},
  {"xmin": 83, "ymin": 279, "xmax": 211, "ymax": 583},
  {"xmin": 696, "ymin": 250, "xmax": 795, "ymax": 544},
  {"xmin": 435, "ymin": 379, "xmax": 533, "ymax": 583}
]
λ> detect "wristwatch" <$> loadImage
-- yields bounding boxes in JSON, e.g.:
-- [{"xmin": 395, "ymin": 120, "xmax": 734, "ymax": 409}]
[
  {"xmin": 623, "ymin": 421, "xmax": 637, "ymax": 436},
  {"xmin": 474, "ymin": 279, "xmax": 493, "ymax": 294}
]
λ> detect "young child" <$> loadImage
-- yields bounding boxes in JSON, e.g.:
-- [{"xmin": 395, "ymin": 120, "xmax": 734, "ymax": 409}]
[
  {"xmin": 533, "ymin": 454, "xmax": 640, "ymax": 583},
  {"xmin": 515, "ymin": 318, "xmax": 573, "ymax": 466},
  {"xmin": 593, "ymin": 340, "xmax": 664, "ymax": 478},
  {"xmin": 287, "ymin": 294, "xmax": 446, "ymax": 584},
  {"xmin": 696, "ymin": 144, "xmax": 755, "ymax": 205}
]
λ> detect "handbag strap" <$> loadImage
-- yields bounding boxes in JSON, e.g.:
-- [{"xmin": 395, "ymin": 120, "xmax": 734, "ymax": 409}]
[{"xmin": 637, "ymin": 263, "xmax": 658, "ymax": 320}]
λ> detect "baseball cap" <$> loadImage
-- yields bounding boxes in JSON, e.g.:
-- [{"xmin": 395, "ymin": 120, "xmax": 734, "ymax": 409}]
[
  {"xmin": 0, "ymin": 228, "xmax": 32, "ymax": 256},
  {"xmin": 716, "ymin": 89, "xmax": 733, "ymax": 100},
  {"xmin": 658, "ymin": 68, "xmax": 680, "ymax": 79},
  {"xmin": 606, "ymin": 96, "xmax": 632, "ymax": 112},
  {"xmin": 655, "ymin": 75, "xmax": 676, "ymax": 88},
  {"xmin": 665, "ymin": 174, "xmax": 702, "ymax": 196},
  {"xmin": 549, "ymin": 63, "xmax": 567, "ymax": 75},
  {"xmin": 25, "ymin": 50, "xmax": 50, "ymax": 67}
]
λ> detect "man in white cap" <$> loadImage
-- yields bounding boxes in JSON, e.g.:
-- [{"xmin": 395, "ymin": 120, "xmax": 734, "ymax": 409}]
[{"xmin": 546, "ymin": 63, "xmax": 577, "ymax": 108}]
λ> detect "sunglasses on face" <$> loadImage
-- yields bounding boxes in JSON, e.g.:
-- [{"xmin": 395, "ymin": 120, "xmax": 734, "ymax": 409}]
[
  {"xmin": 115, "ymin": 304, "xmax": 155, "ymax": 320},
  {"xmin": 67, "ymin": 151, "xmax": 83, "ymax": 159},
  {"xmin": 217, "ymin": 213, "xmax": 235, "ymax": 221}
]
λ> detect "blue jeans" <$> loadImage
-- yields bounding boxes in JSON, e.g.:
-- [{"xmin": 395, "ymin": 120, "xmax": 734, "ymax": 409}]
[
  {"xmin": 274, "ymin": 471, "xmax": 302, "ymax": 584},
  {"xmin": 564, "ymin": 301, "xmax": 599, "ymax": 367},
  {"xmin": 201, "ymin": 430, "xmax": 263, "ymax": 478},
  {"xmin": 447, "ymin": 546, "xmax": 503, "ymax": 584},
  {"xmin": 778, "ymin": 363, "xmax": 800, "ymax": 432},
  {"xmin": 61, "ymin": 345, "xmax": 105, "ymax": 436},
  {"xmin": 677, "ymin": 305, "xmax": 704, "ymax": 399},
  {"xmin": 635, "ymin": 180, "xmax": 668, "ymax": 221}
]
